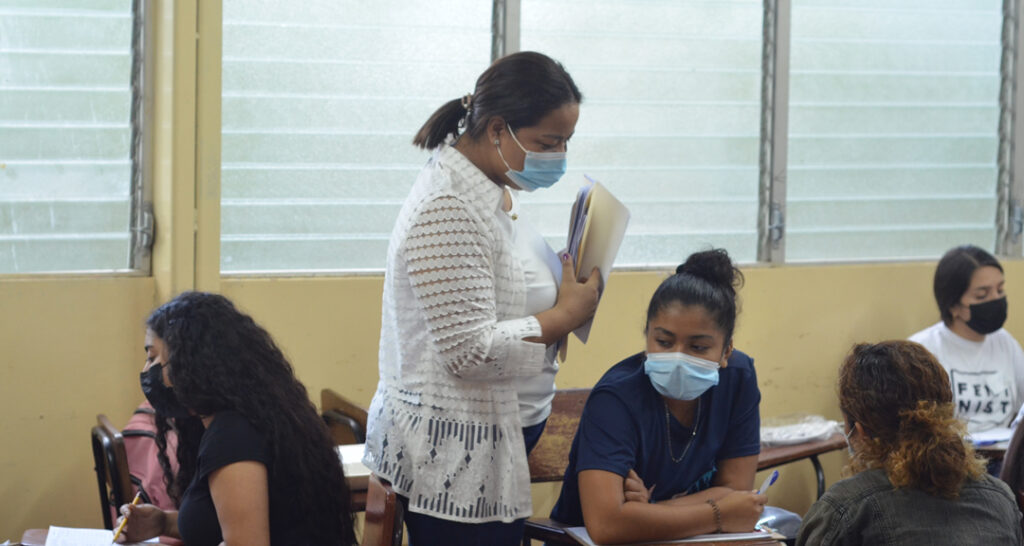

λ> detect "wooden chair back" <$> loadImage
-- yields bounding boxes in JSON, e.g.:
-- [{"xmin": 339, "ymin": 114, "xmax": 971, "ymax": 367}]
[
  {"xmin": 321, "ymin": 388, "xmax": 369, "ymax": 445},
  {"xmin": 361, "ymin": 474, "xmax": 404, "ymax": 546},
  {"xmin": 527, "ymin": 388, "xmax": 590, "ymax": 482},
  {"xmin": 1000, "ymin": 420, "xmax": 1024, "ymax": 538},
  {"xmin": 522, "ymin": 389, "xmax": 590, "ymax": 545},
  {"xmin": 91, "ymin": 414, "xmax": 135, "ymax": 529}
]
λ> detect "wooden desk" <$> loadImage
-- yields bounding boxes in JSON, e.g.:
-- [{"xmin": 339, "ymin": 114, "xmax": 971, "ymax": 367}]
[
  {"xmin": 977, "ymin": 442, "xmax": 1009, "ymax": 461},
  {"xmin": 524, "ymin": 432, "xmax": 843, "ymax": 544},
  {"xmin": 21, "ymin": 526, "xmax": 780, "ymax": 546},
  {"xmin": 757, "ymin": 433, "xmax": 846, "ymax": 499}
]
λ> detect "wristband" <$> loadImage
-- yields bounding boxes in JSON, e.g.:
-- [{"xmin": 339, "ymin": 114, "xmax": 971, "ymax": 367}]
[{"xmin": 705, "ymin": 498, "xmax": 722, "ymax": 533}]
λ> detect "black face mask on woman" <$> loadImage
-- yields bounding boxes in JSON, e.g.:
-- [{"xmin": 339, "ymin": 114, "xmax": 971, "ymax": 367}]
[
  {"xmin": 966, "ymin": 297, "xmax": 1008, "ymax": 335},
  {"xmin": 140, "ymin": 363, "xmax": 191, "ymax": 420}
]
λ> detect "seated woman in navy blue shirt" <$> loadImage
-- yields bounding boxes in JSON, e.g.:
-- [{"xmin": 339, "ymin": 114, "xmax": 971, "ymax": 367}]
[
  {"xmin": 550, "ymin": 249, "xmax": 766, "ymax": 543},
  {"xmin": 114, "ymin": 292, "xmax": 357, "ymax": 546}
]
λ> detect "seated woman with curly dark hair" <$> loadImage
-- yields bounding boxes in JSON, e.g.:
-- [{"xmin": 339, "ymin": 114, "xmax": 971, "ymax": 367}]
[
  {"xmin": 115, "ymin": 291, "xmax": 357, "ymax": 546},
  {"xmin": 796, "ymin": 340, "xmax": 1021, "ymax": 545}
]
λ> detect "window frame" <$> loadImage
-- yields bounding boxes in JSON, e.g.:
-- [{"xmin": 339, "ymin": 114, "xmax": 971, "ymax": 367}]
[
  {"xmin": 775, "ymin": 0, "xmax": 1011, "ymax": 264},
  {"xmin": 997, "ymin": 0, "xmax": 1024, "ymax": 256},
  {"xmin": 128, "ymin": 0, "xmax": 156, "ymax": 276},
  {"xmin": 0, "ymin": 0, "xmax": 155, "ymax": 278},
  {"xmin": 217, "ymin": 0, "xmax": 1018, "ymax": 275}
]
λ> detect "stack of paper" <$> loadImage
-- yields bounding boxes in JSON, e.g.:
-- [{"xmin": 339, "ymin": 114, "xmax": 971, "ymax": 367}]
[
  {"xmin": 566, "ymin": 180, "xmax": 594, "ymax": 261},
  {"xmin": 968, "ymin": 426, "xmax": 1014, "ymax": 447},
  {"xmin": 336, "ymin": 443, "xmax": 371, "ymax": 490}
]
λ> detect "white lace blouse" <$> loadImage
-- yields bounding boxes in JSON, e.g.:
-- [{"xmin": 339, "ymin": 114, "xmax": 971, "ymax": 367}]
[{"xmin": 363, "ymin": 145, "xmax": 548, "ymax": 523}]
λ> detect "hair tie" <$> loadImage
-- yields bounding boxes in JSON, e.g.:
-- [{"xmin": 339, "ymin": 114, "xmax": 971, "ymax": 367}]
[{"xmin": 461, "ymin": 94, "xmax": 473, "ymax": 111}]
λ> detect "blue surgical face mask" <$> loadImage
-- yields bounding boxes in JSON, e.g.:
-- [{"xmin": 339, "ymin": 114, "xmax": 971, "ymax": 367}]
[
  {"xmin": 643, "ymin": 352, "xmax": 720, "ymax": 401},
  {"xmin": 495, "ymin": 124, "xmax": 567, "ymax": 192}
]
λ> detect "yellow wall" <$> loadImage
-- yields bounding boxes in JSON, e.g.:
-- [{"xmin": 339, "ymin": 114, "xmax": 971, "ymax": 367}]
[
  {"xmin": 4, "ymin": 261, "xmax": 1024, "ymax": 540},
  {"xmin": 0, "ymin": 277, "xmax": 156, "ymax": 540},
  {"xmin": 221, "ymin": 261, "xmax": 1024, "ymax": 522}
]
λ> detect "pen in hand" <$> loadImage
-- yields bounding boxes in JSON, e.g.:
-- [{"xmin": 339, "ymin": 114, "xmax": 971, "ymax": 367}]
[
  {"xmin": 757, "ymin": 470, "xmax": 779, "ymax": 495},
  {"xmin": 112, "ymin": 490, "xmax": 142, "ymax": 544}
]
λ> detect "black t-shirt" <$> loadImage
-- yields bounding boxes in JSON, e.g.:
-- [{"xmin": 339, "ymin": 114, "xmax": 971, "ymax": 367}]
[{"xmin": 177, "ymin": 410, "xmax": 305, "ymax": 546}]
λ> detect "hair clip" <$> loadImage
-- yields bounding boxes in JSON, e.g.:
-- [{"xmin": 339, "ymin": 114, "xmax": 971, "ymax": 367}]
[{"xmin": 461, "ymin": 94, "xmax": 473, "ymax": 111}]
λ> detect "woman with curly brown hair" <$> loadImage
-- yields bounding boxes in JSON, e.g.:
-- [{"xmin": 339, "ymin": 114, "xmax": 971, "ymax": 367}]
[
  {"xmin": 114, "ymin": 292, "xmax": 357, "ymax": 545},
  {"xmin": 796, "ymin": 340, "xmax": 1021, "ymax": 546}
]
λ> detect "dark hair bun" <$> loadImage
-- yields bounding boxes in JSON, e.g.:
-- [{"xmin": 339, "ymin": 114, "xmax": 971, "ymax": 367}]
[{"xmin": 676, "ymin": 248, "xmax": 743, "ymax": 293}]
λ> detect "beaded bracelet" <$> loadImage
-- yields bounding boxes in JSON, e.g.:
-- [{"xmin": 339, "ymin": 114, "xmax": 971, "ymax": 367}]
[{"xmin": 705, "ymin": 498, "xmax": 722, "ymax": 533}]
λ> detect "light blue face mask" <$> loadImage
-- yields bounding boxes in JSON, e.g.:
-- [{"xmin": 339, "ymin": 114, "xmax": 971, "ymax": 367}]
[
  {"xmin": 643, "ymin": 351, "xmax": 721, "ymax": 401},
  {"xmin": 495, "ymin": 124, "xmax": 567, "ymax": 192}
]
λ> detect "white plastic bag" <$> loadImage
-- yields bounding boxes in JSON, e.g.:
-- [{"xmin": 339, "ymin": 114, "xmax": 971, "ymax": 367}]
[{"xmin": 760, "ymin": 413, "xmax": 843, "ymax": 446}]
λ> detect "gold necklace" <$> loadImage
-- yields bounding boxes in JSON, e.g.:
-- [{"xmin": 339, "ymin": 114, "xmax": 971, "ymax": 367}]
[{"xmin": 665, "ymin": 398, "xmax": 701, "ymax": 463}]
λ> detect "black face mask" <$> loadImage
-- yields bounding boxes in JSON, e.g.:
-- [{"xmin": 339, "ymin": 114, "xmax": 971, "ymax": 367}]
[
  {"xmin": 966, "ymin": 297, "xmax": 1008, "ymax": 335},
  {"xmin": 140, "ymin": 363, "xmax": 191, "ymax": 420}
]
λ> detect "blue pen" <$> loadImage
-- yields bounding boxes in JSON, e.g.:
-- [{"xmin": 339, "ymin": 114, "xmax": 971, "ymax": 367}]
[{"xmin": 758, "ymin": 470, "xmax": 779, "ymax": 494}]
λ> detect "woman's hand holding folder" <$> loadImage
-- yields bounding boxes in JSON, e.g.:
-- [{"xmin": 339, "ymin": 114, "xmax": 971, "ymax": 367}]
[{"xmin": 530, "ymin": 253, "xmax": 601, "ymax": 346}]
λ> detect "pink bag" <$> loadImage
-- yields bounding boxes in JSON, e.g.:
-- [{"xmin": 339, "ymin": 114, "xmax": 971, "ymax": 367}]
[{"xmin": 122, "ymin": 401, "xmax": 179, "ymax": 511}]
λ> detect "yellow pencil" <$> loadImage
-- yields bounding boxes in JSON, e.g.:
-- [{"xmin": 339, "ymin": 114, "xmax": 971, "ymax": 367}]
[{"xmin": 111, "ymin": 491, "xmax": 142, "ymax": 544}]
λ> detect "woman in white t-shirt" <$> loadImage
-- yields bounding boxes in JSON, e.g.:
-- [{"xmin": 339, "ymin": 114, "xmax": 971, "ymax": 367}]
[{"xmin": 909, "ymin": 244, "xmax": 1024, "ymax": 434}]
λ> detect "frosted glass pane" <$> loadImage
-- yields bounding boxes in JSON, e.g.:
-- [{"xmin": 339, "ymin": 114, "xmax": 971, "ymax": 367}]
[
  {"xmin": 220, "ymin": 0, "xmax": 491, "ymax": 273},
  {"xmin": 786, "ymin": 1, "xmax": 1001, "ymax": 261},
  {"xmin": 520, "ymin": 0, "xmax": 762, "ymax": 267},
  {"xmin": 0, "ymin": 0, "xmax": 134, "ymax": 273}
]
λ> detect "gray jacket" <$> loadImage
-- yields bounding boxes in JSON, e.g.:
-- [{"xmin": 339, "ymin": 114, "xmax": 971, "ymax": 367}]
[{"xmin": 796, "ymin": 468, "xmax": 1021, "ymax": 545}]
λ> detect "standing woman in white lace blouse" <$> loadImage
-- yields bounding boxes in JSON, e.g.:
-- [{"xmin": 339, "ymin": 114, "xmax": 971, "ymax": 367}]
[{"xmin": 363, "ymin": 51, "xmax": 601, "ymax": 545}]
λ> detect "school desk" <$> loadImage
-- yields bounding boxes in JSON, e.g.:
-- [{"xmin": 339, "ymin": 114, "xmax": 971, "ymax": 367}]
[{"xmin": 757, "ymin": 432, "xmax": 847, "ymax": 499}]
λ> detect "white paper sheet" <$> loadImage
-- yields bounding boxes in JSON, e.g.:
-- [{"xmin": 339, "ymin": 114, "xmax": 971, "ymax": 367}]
[
  {"xmin": 968, "ymin": 426, "xmax": 1014, "ymax": 446},
  {"xmin": 565, "ymin": 526, "xmax": 783, "ymax": 545},
  {"xmin": 44, "ymin": 526, "xmax": 158, "ymax": 545},
  {"xmin": 336, "ymin": 443, "xmax": 371, "ymax": 490}
]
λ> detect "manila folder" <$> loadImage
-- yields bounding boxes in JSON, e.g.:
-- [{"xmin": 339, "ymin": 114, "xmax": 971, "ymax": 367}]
[{"xmin": 573, "ymin": 181, "xmax": 630, "ymax": 343}]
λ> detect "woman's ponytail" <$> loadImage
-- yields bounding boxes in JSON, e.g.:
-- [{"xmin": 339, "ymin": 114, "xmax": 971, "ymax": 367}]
[
  {"xmin": 413, "ymin": 98, "xmax": 468, "ymax": 150},
  {"xmin": 884, "ymin": 400, "xmax": 982, "ymax": 498}
]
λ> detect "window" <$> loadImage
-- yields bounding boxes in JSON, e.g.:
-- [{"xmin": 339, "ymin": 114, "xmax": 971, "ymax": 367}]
[
  {"xmin": 519, "ymin": 0, "xmax": 764, "ymax": 266},
  {"xmin": 785, "ymin": 0, "xmax": 1002, "ymax": 261},
  {"xmin": 220, "ymin": 0, "xmax": 492, "ymax": 273},
  {"xmin": 0, "ymin": 0, "xmax": 142, "ymax": 274},
  {"xmin": 217, "ymin": 0, "xmax": 1012, "ymax": 273}
]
